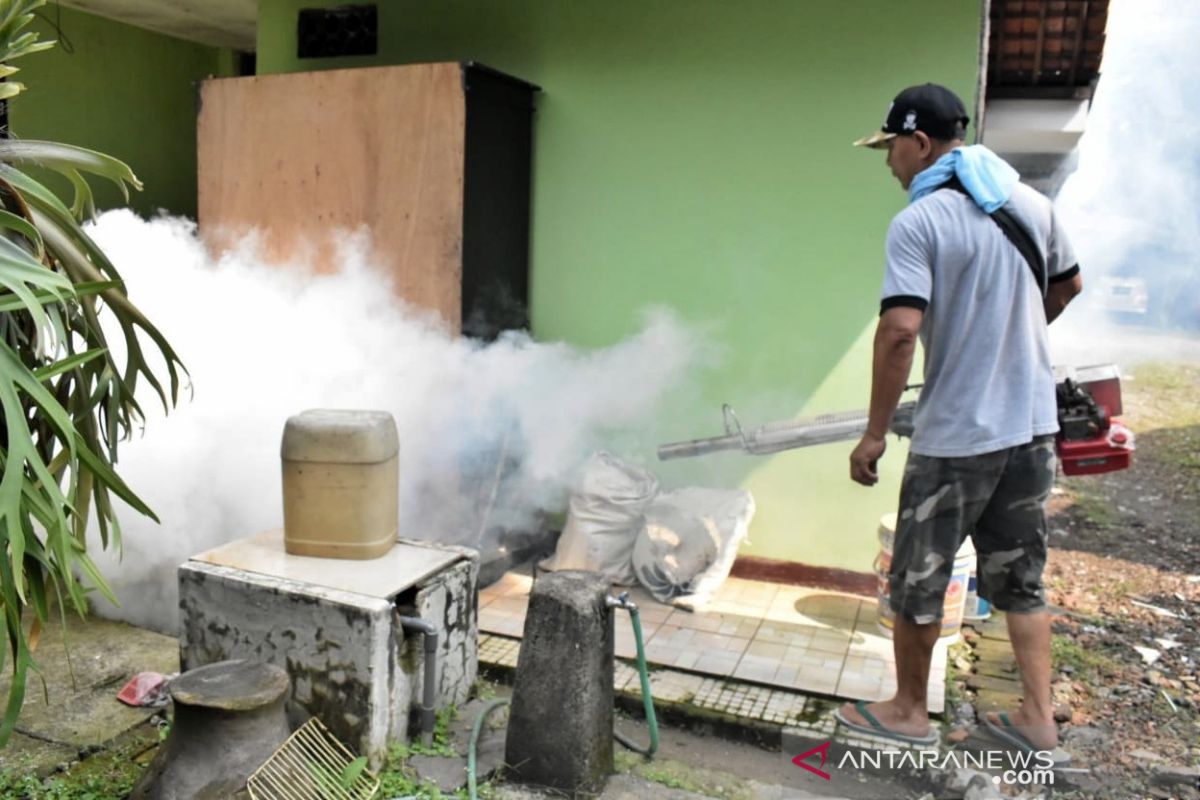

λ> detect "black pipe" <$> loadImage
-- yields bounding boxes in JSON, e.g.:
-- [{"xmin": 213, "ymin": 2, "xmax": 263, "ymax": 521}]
[{"xmin": 397, "ymin": 615, "xmax": 439, "ymax": 742}]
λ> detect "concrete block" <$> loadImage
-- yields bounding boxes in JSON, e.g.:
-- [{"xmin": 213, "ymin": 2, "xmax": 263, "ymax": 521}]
[
  {"xmin": 390, "ymin": 553, "xmax": 479, "ymax": 741},
  {"xmin": 178, "ymin": 538, "xmax": 478, "ymax": 768},
  {"xmin": 505, "ymin": 571, "xmax": 614, "ymax": 796}
]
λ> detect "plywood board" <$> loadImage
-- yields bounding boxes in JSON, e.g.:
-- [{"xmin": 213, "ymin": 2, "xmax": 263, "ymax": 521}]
[{"xmin": 198, "ymin": 63, "xmax": 466, "ymax": 329}]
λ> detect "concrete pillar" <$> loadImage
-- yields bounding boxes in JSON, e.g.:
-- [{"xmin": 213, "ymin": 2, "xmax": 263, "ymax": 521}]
[
  {"xmin": 505, "ymin": 571, "xmax": 614, "ymax": 796},
  {"xmin": 130, "ymin": 660, "xmax": 291, "ymax": 799}
]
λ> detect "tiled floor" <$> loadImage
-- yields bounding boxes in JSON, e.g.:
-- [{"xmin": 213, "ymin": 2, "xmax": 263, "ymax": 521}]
[{"xmin": 478, "ymin": 569, "xmax": 949, "ymax": 713}]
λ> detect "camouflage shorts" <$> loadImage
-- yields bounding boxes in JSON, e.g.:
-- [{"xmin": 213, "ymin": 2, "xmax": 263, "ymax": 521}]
[{"xmin": 887, "ymin": 436, "xmax": 1056, "ymax": 624}]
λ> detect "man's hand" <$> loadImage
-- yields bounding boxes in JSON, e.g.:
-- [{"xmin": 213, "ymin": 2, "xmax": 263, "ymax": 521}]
[
  {"xmin": 850, "ymin": 433, "xmax": 887, "ymax": 486},
  {"xmin": 855, "ymin": 306, "xmax": 919, "ymax": 486}
]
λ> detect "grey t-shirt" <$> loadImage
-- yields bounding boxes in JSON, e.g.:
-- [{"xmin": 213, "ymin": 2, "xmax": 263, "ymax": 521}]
[{"xmin": 881, "ymin": 182, "xmax": 1078, "ymax": 457}]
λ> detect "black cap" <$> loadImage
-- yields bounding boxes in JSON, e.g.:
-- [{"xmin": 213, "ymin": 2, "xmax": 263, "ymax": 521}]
[{"xmin": 854, "ymin": 83, "xmax": 970, "ymax": 148}]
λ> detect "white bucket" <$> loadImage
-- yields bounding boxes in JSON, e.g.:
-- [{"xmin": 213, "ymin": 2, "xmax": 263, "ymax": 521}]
[
  {"xmin": 875, "ymin": 513, "xmax": 973, "ymax": 642},
  {"xmin": 963, "ymin": 555, "xmax": 992, "ymax": 621}
]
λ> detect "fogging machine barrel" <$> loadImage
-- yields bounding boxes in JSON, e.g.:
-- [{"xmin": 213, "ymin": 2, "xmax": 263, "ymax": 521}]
[{"xmin": 657, "ymin": 402, "xmax": 916, "ymax": 461}]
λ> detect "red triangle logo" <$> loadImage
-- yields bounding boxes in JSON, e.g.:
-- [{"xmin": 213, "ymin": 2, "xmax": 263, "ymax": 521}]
[{"xmin": 791, "ymin": 740, "xmax": 832, "ymax": 780}]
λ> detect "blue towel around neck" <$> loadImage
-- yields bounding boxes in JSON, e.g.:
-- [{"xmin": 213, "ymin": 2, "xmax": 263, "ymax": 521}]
[{"xmin": 907, "ymin": 145, "xmax": 1020, "ymax": 213}]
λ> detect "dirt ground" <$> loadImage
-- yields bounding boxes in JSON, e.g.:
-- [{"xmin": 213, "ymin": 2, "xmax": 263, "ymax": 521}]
[{"xmin": 1037, "ymin": 362, "xmax": 1200, "ymax": 798}]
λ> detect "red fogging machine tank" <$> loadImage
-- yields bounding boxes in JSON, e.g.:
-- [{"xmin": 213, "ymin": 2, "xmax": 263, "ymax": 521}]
[{"xmin": 1054, "ymin": 364, "xmax": 1134, "ymax": 476}]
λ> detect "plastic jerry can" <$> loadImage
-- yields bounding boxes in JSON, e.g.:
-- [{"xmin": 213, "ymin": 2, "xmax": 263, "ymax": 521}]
[{"xmin": 281, "ymin": 409, "xmax": 399, "ymax": 559}]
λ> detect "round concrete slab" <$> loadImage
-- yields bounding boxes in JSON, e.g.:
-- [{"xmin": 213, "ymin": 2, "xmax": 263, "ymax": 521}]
[{"xmin": 169, "ymin": 660, "xmax": 289, "ymax": 711}]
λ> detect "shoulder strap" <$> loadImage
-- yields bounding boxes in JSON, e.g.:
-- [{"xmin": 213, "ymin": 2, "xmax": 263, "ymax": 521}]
[{"xmin": 941, "ymin": 177, "xmax": 1047, "ymax": 298}]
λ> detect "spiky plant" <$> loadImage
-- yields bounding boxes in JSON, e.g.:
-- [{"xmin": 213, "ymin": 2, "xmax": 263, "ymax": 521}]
[{"xmin": 0, "ymin": 0, "xmax": 185, "ymax": 743}]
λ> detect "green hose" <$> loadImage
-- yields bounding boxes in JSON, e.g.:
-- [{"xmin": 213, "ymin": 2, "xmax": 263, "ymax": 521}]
[
  {"xmin": 612, "ymin": 604, "xmax": 659, "ymax": 758},
  {"xmin": 468, "ymin": 697, "xmax": 511, "ymax": 800}
]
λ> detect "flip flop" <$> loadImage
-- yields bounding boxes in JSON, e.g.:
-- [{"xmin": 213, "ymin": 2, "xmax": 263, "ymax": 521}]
[
  {"xmin": 982, "ymin": 712, "xmax": 1073, "ymax": 767},
  {"xmin": 833, "ymin": 700, "xmax": 939, "ymax": 746}
]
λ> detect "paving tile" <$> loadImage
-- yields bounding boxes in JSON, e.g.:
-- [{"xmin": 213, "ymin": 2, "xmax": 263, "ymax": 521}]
[
  {"xmin": 613, "ymin": 661, "xmax": 640, "ymax": 691},
  {"xmin": 769, "ymin": 601, "xmax": 859, "ymax": 638},
  {"xmin": 783, "ymin": 664, "xmax": 841, "ymax": 695},
  {"xmin": 753, "ymin": 620, "xmax": 820, "ymax": 648},
  {"xmin": 642, "ymin": 625, "xmax": 696, "ymax": 667},
  {"xmin": 693, "ymin": 649, "xmax": 745, "ymax": 675},
  {"xmin": 732, "ymin": 657, "xmax": 780, "ymax": 684},
  {"xmin": 774, "ymin": 664, "xmax": 801, "ymax": 686},
  {"xmin": 783, "ymin": 646, "xmax": 845, "ymax": 669},
  {"xmin": 478, "ymin": 587, "xmax": 502, "ymax": 609},
  {"xmin": 701, "ymin": 598, "xmax": 769, "ymax": 619},
  {"xmin": 794, "ymin": 593, "xmax": 863, "ymax": 623},
  {"xmin": 489, "ymin": 571, "xmax": 533, "ymax": 598},
  {"xmin": 763, "ymin": 585, "xmax": 824, "ymax": 622},
  {"xmin": 478, "ymin": 595, "xmax": 530, "ymax": 638},
  {"xmin": 853, "ymin": 601, "xmax": 887, "ymax": 631},
  {"xmin": 806, "ymin": 627, "xmax": 854, "ymax": 655},
  {"xmin": 643, "ymin": 625, "xmax": 750, "ymax": 675},
  {"xmin": 713, "ymin": 576, "xmax": 781, "ymax": 607},
  {"xmin": 845, "ymin": 630, "xmax": 894, "ymax": 659},
  {"xmin": 836, "ymin": 673, "xmax": 888, "ymax": 702},
  {"xmin": 622, "ymin": 669, "xmax": 708, "ymax": 704},
  {"xmin": 479, "ymin": 609, "xmax": 526, "ymax": 638},
  {"xmin": 620, "ymin": 586, "xmax": 673, "ymax": 617},
  {"xmin": 482, "ymin": 574, "xmax": 953, "ymax": 715},
  {"xmin": 839, "ymin": 654, "xmax": 890, "ymax": 680},
  {"xmin": 614, "ymin": 613, "xmax": 664, "ymax": 660},
  {"xmin": 665, "ymin": 608, "xmax": 761, "ymax": 638},
  {"xmin": 486, "ymin": 595, "xmax": 529, "ymax": 616},
  {"xmin": 741, "ymin": 639, "xmax": 787, "ymax": 659}
]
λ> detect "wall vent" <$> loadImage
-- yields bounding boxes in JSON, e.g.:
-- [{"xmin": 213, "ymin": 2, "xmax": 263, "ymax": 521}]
[{"xmin": 298, "ymin": 5, "xmax": 377, "ymax": 59}]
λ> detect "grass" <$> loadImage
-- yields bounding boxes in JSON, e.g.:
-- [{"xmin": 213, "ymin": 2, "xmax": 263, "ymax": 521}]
[
  {"xmin": 471, "ymin": 678, "xmax": 497, "ymax": 702},
  {"xmin": 1123, "ymin": 364, "xmax": 1200, "ymax": 428},
  {"xmin": 639, "ymin": 763, "xmax": 709, "ymax": 793},
  {"xmin": 1098, "ymin": 578, "xmax": 1133, "ymax": 602},
  {"xmin": 617, "ymin": 754, "xmax": 756, "ymax": 800},
  {"xmin": 374, "ymin": 702, "xmax": 505, "ymax": 800},
  {"xmin": 1069, "ymin": 489, "xmax": 1116, "ymax": 530},
  {"xmin": 0, "ymin": 738, "xmax": 147, "ymax": 799},
  {"xmin": 1051, "ymin": 634, "xmax": 1117, "ymax": 681},
  {"xmin": 375, "ymin": 739, "xmax": 499, "ymax": 800},
  {"xmin": 1124, "ymin": 363, "xmax": 1200, "ymax": 476}
]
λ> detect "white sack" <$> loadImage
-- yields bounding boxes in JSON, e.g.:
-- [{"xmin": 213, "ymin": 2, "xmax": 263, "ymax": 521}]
[
  {"xmin": 540, "ymin": 452, "xmax": 659, "ymax": 585},
  {"xmin": 632, "ymin": 488, "xmax": 755, "ymax": 609}
]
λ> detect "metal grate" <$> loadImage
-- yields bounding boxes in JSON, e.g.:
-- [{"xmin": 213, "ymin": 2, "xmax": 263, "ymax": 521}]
[{"xmin": 247, "ymin": 717, "xmax": 380, "ymax": 800}]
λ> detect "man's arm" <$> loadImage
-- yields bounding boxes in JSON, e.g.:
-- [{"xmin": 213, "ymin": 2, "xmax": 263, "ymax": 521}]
[
  {"xmin": 850, "ymin": 306, "xmax": 923, "ymax": 486},
  {"xmin": 1044, "ymin": 271, "xmax": 1083, "ymax": 324}
]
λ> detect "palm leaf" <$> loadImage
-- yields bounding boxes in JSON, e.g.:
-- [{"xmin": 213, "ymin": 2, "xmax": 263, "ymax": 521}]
[
  {"xmin": 0, "ymin": 0, "xmax": 184, "ymax": 746},
  {"xmin": 0, "ymin": 140, "xmax": 143, "ymax": 216},
  {"xmin": 0, "ymin": 280, "xmax": 118, "ymax": 313}
]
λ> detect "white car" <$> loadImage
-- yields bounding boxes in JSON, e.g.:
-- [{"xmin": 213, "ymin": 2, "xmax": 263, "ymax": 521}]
[{"xmin": 1093, "ymin": 276, "xmax": 1149, "ymax": 315}]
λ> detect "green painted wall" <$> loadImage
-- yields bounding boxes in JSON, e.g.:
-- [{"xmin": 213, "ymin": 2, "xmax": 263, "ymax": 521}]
[
  {"xmin": 10, "ymin": 7, "xmax": 228, "ymax": 218},
  {"xmin": 256, "ymin": 0, "xmax": 982, "ymax": 573}
]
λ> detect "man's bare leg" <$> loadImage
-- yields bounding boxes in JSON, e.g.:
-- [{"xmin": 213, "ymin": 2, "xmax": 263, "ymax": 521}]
[
  {"xmin": 838, "ymin": 614, "xmax": 938, "ymax": 736},
  {"xmin": 985, "ymin": 608, "xmax": 1058, "ymax": 749}
]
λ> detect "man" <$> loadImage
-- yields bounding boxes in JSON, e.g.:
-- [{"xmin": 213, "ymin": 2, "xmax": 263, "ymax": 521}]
[{"xmin": 834, "ymin": 84, "xmax": 1082, "ymax": 759}]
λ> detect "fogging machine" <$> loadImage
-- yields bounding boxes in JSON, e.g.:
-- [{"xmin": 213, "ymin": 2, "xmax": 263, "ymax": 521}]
[{"xmin": 657, "ymin": 364, "xmax": 1133, "ymax": 476}]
